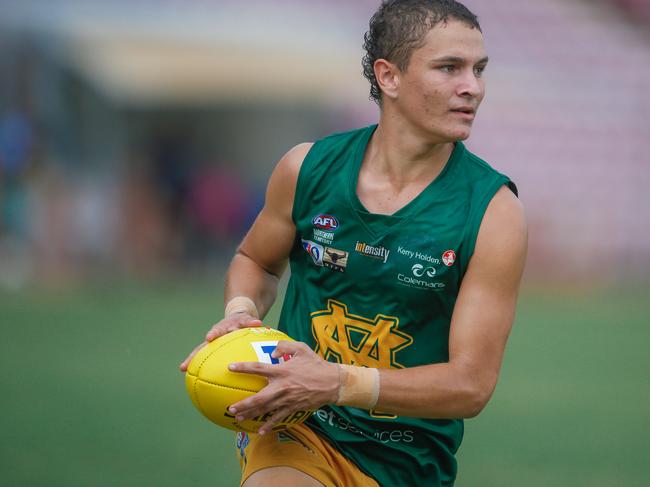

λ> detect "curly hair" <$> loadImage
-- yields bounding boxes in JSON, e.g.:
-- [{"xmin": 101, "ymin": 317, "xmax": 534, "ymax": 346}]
[{"xmin": 362, "ymin": 0, "xmax": 481, "ymax": 105}]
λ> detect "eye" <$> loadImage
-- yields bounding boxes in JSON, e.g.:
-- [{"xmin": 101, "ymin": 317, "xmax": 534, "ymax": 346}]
[
  {"xmin": 439, "ymin": 65, "xmax": 456, "ymax": 73},
  {"xmin": 474, "ymin": 65, "xmax": 487, "ymax": 76}
]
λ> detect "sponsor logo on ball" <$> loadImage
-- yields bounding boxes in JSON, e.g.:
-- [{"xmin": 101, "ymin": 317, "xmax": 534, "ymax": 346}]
[{"xmin": 250, "ymin": 341, "xmax": 287, "ymax": 364}]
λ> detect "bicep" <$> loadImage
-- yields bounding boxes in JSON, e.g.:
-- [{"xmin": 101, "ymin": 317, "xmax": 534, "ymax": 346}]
[
  {"xmin": 238, "ymin": 143, "xmax": 313, "ymax": 277},
  {"xmin": 449, "ymin": 186, "xmax": 528, "ymax": 388}
]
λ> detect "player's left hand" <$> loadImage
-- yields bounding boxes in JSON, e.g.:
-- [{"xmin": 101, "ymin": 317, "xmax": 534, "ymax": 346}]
[{"xmin": 227, "ymin": 340, "xmax": 340, "ymax": 435}]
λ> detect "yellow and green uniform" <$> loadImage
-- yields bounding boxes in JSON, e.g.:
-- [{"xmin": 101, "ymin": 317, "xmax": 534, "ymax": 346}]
[{"xmin": 278, "ymin": 125, "xmax": 516, "ymax": 486}]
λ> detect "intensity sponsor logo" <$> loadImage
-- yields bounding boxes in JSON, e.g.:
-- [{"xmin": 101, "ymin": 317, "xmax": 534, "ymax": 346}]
[{"xmin": 354, "ymin": 241, "xmax": 390, "ymax": 263}]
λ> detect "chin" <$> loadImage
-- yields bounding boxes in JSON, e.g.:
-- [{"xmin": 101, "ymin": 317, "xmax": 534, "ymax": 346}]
[
  {"xmin": 448, "ymin": 126, "xmax": 472, "ymax": 141},
  {"xmin": 421, "ymin": 122, "xmax": 472, "ymax": 143}
]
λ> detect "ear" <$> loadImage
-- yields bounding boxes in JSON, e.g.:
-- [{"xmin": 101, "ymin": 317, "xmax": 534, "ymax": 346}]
[{"xmin": 374, "ymin": 59, "xmax": 400, "ymax": 100}]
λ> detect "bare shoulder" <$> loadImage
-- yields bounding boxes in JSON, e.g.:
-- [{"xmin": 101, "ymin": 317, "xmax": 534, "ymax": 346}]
[
  {"xmin": 284, "ymin": 142, "xmax": 314, "ymax": 167},
  {"xmin": 487, "ymin": 185, "xmax": 525, "ymax": 220},
  {"xmin": 271, "ymin": 143, "xmax": 313, "ymax": 185},
  {"xmin": 471, "ymin": 185, "xmax": 527, "ymax": 281},
  {"xmin": 265, "ymin": 143, "xmax": 313, "ymax": 210},
  {"xmin": 237, "ymin": 143, "xmax": 313, "ymax": 274},
  {"xmin": 480, "ymin": 185, "xmax": 527, "ymax": 245}
]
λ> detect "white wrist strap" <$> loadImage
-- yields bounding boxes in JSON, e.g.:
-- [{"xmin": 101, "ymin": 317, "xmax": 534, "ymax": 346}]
[
  {"xmin": 224, "ymin": 296, "xmax": 259, "ymax": 319},
  {"xmin": 336, "ymin": 364, "xmax": 380, "ymax": 409}
]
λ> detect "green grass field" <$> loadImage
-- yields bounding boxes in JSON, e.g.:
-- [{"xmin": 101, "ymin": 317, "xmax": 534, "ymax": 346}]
[{"xmin": 1, "ymin": 281, "xmax": 648, "ymax": 486}]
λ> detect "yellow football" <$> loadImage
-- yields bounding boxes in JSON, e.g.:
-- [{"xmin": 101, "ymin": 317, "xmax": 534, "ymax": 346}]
[{"xmin": 185, "ymin": 327, "xmax": 312, "ymax": 433}]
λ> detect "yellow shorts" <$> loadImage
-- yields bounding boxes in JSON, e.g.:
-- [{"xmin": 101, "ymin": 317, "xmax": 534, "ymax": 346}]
[{"xmin": 236, "ymin": 423, "xmax": 379, "ymax": 487}]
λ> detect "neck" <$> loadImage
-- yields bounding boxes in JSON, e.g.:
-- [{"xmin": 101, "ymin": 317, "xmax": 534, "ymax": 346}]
[{"xmin": 365, "ymin": 115, "xmax": 455, "ymax": 189}]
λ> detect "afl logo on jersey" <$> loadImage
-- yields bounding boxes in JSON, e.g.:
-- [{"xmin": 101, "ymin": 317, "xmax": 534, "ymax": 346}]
[
  {"xmin": 312, "ymin": 214, "xmax": 339, "ymax": 231},
  {"xmin": 442, "ymin": 250, "xmax": 456, "ymax": 267}
]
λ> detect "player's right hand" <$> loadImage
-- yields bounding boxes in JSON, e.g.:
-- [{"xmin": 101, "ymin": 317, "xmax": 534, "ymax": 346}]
[{"xmin": 178, "ymin": 313, "xmax": 263, "ymax": 372}]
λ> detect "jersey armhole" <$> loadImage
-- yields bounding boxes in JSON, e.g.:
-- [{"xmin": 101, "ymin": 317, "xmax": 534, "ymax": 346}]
[
  {"xmin": 506, "ymin": 180, "xmax": 519, "ymax": 197},
  {"xmin": 460, "ymin": 176, "xmax": 517, "ymax": 277},
  {"xmin": 291, "ymin": 142, "xmax": 320, "ymax": 224}
]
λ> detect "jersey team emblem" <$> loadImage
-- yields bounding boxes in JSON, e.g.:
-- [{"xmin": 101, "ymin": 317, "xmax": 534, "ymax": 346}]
[{"xmin": 311, "ymin": 299, "xmax": 413, "ymax": 368}]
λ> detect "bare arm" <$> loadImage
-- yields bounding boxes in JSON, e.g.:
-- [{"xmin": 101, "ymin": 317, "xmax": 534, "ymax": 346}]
[
  {"xmin": 228, "ymin": 185, "xmax": 527, "ymax": 429},
  {"xmin": 179, "ymin": 143, "xmax": 312, "ymax": 370},
  {"xmin": 377, "ymin": 185, "xmax": 528, "ymax": 417},
  {"xmin": 221, "ymin": 142, "xmax": 312, "ymax": 319}
]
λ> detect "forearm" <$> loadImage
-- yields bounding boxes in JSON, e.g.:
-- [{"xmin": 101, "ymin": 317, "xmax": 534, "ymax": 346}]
[
  {"xmin": 224, "ymin": 251, "xmax": 285, "ymax": 320},
  {"xmin": 374, "ymin": 362, "xmax": 496, "ymax": 419}
]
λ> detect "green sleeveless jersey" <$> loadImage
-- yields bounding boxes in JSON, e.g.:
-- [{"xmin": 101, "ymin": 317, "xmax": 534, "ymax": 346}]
[{"xmin": 278, "ymin": 125, "xmax": 516, "ymax": 486}]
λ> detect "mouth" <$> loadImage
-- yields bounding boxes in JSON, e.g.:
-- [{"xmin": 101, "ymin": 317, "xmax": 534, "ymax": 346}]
[{"xmin": 450, "ymin": 107, "xmax": 476, "ymax": 120}]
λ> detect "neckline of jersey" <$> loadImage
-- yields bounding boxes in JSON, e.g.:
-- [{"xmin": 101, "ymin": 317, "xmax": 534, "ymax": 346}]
[{"xmin": 346, "ymin": 124, "xmax": 464, "ymax": 240}]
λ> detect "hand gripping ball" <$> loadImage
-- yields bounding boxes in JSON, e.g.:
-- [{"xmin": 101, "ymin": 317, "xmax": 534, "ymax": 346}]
[{"xmin": 185, "ymin": 327, "xmax": 312, "ymax": 433}]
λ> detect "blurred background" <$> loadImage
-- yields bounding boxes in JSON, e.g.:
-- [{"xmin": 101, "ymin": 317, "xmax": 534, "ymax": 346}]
[{"xmin": 0, "ymin": 0, "xmax": 648, "ymax": 485}]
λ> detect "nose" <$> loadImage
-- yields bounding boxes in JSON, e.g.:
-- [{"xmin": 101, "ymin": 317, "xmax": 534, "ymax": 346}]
[{"xmin": 457, "ymin": 70, "xmax": 483, "ymax": 98}]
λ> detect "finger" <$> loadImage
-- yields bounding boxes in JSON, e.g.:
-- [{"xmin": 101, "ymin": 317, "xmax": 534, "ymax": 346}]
[
  {"xmin": 258, "ymin": 407, "xmax": 293, "ymax": 435},
  {"xmin": 235, "ymin": 314, "xmax": 263, "ymax": 328},
  {"xmin": 271, "ymin": 340, "xmax": 308, "ymax": 359},
  {"xmin": 229, "ymin": 386, "xmax": 281, "ymax": 419},
  {"xmin": 179, "ymin": 341, "xmax": 207, "ymax": 371},
  {"xmin": 205, "ymin": 323, "xmax": 233, "ymax": 342},
  {"xmin": 228, "ymin": 361, "xmax": 276, "ymax": 376},
  {"xmin": 205, "ymin": 316, "xmax": 263, "ymax": 342}
]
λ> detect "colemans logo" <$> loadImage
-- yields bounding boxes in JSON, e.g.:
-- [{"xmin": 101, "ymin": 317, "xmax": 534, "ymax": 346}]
[{"xmin": 312, "ymin": 214, "xmax": 339, "ymax": 231}]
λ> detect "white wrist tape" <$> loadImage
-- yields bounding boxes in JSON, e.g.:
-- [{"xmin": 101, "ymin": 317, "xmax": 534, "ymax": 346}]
[
  {"xmin": 224, "ymin": 296, "xmax": 259, "ymax": 319},
  {"xmin": 336, "ymin": 364, "xmax": 380, "ymax": 409}
]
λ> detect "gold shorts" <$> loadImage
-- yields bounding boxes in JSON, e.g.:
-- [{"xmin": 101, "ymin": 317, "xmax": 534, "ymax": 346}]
[{"xmin": 236, "ymin": 423, "xmax": 379, "ymax": 487}]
